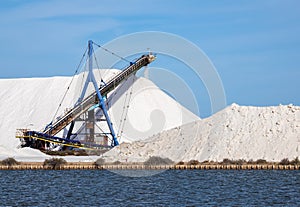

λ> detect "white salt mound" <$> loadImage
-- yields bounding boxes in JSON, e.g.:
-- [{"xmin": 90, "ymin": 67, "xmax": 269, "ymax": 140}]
[
  {"xmin": 1, "ymin": 73, "xmax": 299, "ymax": 163},
  {"xmin": 0, "ymin": 72, "xmax": 199, "ymax": 160},
  {"xmin": 104, "ymin": 103, "xmax": 300, "ymax": 162}
]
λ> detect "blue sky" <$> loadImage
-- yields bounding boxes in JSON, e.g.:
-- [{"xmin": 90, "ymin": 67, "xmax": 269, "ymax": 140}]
[{"xmin": 0, "ymin": 0, "xmax": 299, "ymax": 117}]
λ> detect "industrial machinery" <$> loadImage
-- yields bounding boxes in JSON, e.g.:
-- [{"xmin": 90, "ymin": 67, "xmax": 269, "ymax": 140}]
[{"xmin": 16, "ymin": 40, "xmax": 155, "ymax": 152}]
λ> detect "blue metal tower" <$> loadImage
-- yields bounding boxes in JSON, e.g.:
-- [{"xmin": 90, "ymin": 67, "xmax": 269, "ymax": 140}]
[
  {"xmin": 77, "ymin": 40, "xmax": 119, "ymax": 146},
  {"xmin": 16, "ymin": 40, "xmax": 156, "ymax": 151}
]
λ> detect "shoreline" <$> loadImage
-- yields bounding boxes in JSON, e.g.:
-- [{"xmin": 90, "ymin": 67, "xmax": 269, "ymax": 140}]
[{"xmin": 0, "ymin": 162, "xmax": 299, "ymax": 170}]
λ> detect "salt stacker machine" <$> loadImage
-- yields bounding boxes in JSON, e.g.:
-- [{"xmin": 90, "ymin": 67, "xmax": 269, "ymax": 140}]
[{"xmin": 16, "ymin": 40, "xmax": 155, "ymax": 153}]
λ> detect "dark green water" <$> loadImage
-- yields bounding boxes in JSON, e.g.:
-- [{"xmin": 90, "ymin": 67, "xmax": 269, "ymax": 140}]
[{"xmin": 0, "ymin": 170, "xmax": 299, "ymax": 206}]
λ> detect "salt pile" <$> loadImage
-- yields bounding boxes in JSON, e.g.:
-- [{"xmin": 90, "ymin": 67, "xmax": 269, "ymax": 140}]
[
  {"xmin": 0, "ymin": 72, "xmax": 199, "ymax": 160},
  {"xmin": 0, "ymin": 72, "xmax": 299, "ymax": 163},
  {"xmin": 104, "ymin": 103, "xmax": 300, "ymax": 162}
]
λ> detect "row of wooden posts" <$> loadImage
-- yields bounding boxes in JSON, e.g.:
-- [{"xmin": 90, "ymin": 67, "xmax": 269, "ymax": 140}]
[{"xmin": 0, "ymin": 164, "xmax": 299, "ymax": 170}]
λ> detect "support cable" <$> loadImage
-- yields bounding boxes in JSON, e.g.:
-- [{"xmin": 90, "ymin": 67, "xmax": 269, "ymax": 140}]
[
  {"xmin": 117, "ymin": 74, "xmax": 136, "ymax": 141},
  {"xmin": 51, "ymin": 47, "xmax": 88, "ymax": 123},
  {"xmin": 78, "ymin": 65, "xmax": 86, "ymax": 100},
  {"xmin": 92, "ymin": 42, "xmax": 131, "ymax": 64},
  {"xmin": 92, "ymin": 51, "xmax": 103, "ymax": 84}
]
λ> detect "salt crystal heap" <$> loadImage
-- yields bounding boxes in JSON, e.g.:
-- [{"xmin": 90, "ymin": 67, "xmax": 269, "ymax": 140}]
[
  {"xmin": 0, "ymin": 73, "xmax": 199, "ymax": 160},
  {"xmin": 104, "ymin": 103, "xmax": 300, "ymax": 162}
]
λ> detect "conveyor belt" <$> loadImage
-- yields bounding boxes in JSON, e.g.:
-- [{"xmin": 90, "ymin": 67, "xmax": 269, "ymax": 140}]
[{"xmin": 43, "ymin": 54, "xmax": 155, "ymax": 136}]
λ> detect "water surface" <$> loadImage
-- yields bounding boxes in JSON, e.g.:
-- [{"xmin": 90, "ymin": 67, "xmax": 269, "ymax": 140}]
[{"xmin": 0, "ymin": 170, "xmax": 299, "ymax": 206}]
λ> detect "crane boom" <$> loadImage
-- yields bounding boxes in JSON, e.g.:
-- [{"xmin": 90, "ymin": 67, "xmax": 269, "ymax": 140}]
[
  {"xmin": 44, "ymin": 54, "xmax": 155, "ymax": 136},
  {"xmin": 16, "ymin": 41, "xmax": 155, "ymax": 151}
]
